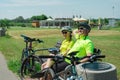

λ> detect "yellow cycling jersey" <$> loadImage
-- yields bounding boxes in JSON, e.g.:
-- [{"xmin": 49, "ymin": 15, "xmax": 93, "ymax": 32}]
[
  {"xmin": 60, "ymin": 39, "xmax": 74, "ymax": 55},
  {"xmin": 66, "ymin": 35, "xmax": 94, "ymax": 63}
]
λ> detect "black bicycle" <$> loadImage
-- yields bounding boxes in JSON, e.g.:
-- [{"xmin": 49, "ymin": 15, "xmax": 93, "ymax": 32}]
[
  {"xmin": 20, "ymin": 35, "xmax": 56, "ymax": 80},
  {"xmin": 20, "ymin": 47, "xmax": 60, "ymax": 80},
  {"xmin": 28, "ymin": 49, "xmax": 105, "ymax": 80},
  {"xmin": 21, "ymin": 34, "xmax": 44, "ymax": 63},
  {"xmin": 63, "ymin": 52, "xmax": 105, "ymax": 80}
]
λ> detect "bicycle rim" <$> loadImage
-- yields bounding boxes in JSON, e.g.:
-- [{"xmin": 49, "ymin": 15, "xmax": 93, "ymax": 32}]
[
  {"xmin": 20, "ymin": 55, "xmax": 42, "ymax": 80},
  {"xmin": 64, "ymin": 65, "xmax": 73, "ymax": 80}
]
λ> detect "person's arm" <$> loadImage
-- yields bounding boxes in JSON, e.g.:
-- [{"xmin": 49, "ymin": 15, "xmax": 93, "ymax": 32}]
[
  {"xmin": 63, "ymin": 40, "xmax": 75, "ymax": 56},
  {"xmin": 79, "ymin": 53, "xmax": 92, "ymax": 63},
  {"xmin": 62, "ymin": 49, "xmax": 70, "ymax": 56},
  {"xmin": 80, "ymin": 41, "xmax": 94, "ymax": 63}
]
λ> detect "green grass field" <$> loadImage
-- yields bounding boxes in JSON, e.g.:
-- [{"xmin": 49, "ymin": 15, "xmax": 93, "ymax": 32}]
[{"xmin": 0, "ymin": 27, "xmax": 120, "ymax": 79}]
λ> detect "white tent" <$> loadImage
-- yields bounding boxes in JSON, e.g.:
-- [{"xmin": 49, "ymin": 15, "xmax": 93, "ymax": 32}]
[
  {"xmin": 73, "ymin": 17, "xmax": 87, "ymax": 22},
  {"xmin": 47, "ymin": 18, "xmax": 53, "ymax": 21},
  {"xmin": 79, "ymin": 18, "xmax": 87, "ymax": 21},
  {"xmin": 73, "ymin": 17, "xmax": 80, "ymax": 21}
]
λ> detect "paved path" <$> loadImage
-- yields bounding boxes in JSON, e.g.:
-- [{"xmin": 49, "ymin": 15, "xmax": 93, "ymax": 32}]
[{"xmin": 0, "ymin": 52, "xmax": 20, "ymax": 80}]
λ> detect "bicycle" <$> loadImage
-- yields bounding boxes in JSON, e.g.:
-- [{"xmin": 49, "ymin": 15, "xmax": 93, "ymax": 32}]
[
  {"xmin": 20, "ymin": 35, "xmax": 56, "ymax": 80},
  {"xmin": 20, "ymin": 34, "xmax": 44, "ymax": 63},
  {"xmin": 28, "ymin": 49, "xmax": 105, "ymax": 80},
  {"xmin": 20, "ymin": 47, "xmax": 60, "ymax": 80},
  {"xmin": 63, "ymin": 52, "xmax": 105, "ymax": 80}
]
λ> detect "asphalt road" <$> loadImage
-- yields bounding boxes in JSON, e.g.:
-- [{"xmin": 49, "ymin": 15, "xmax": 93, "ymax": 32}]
[{"xmin": 0, "ymin": 52, "xmax": 19, "ymax": 80}]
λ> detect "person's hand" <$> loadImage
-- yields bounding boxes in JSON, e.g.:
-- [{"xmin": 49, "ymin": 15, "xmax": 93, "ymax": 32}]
[
  {"xmin": 73, "ymin": 29, "xmax": 78, "ymax": 34},
  {"xmin": 73, "ymin": 29, "xmax": 81, "ymax": 35},
  {"xmin": 41, "ymin": 62, "xmax": 47, "ymax": 69},
  {"xmin": 49, "ymin": 53, "xmax": 55, "ymax": 56}
]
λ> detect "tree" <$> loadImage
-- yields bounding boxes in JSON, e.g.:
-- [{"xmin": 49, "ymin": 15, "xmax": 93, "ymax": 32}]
[
  {"xmin": 0, "ymin": 19, "xmax": 10, "ymax": 28},
  {"xmin": 104, "ymin": 18, "xmax": 109, "ymax": 25},
  {"xmin": 40, "ymin": 14, "xmax": 48, "ymax": 20},
  {"xmin": 31, "ymin": 16, "xmax": 37, "ymax": 21},
  {"xmin": 13, "ymin": 16, "xmax": 25, "ymax": 23},
  {"xmin": 116, "ymin": 21, "xmax": 120, "ymax": 27},
  {"xmin": 31, "ymin": 14, "xmax": 48, "ymax": 21}
]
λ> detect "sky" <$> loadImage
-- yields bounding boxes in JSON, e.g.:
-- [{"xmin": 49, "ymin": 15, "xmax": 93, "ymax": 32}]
[{"xmin": 0, "ymin": 0, "xmax": 120, "ymax": 19}]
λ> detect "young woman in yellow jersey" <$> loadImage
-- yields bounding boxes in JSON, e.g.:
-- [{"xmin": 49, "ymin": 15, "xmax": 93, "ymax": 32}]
[{"xmin": 41, "ymin": 26, "xmax": 74, "ymax": 72}]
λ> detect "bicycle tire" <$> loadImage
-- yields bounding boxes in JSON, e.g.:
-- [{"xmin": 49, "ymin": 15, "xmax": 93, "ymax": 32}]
[
  {"xmin": 21, "ymin": 48, "xmax": 26, "ymax": 63},
  {"xmin": 64, "ymin": 65, "xmax": 73, "ymax": 80},
  {"xmin": 20, "ymin": 55, "xmax": 43, "ymax": 80},
  {"xmin": 42, "ymin": 68, "xmax": 55, "ymax": 80}
]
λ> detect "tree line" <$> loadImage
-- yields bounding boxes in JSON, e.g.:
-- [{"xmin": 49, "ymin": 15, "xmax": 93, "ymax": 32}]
[
  {"xmin": 0, "ymin": 14, "xmax": 120, "ymax": 28},
  {"xmin": 0, "ymin": 14, "xmax": 48, "ymax": 28}
]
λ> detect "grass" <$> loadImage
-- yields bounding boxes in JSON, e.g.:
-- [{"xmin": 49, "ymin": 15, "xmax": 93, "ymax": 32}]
[{"xmin": 0, "ymin": 26, "xmax": 120, "ymax": 79}]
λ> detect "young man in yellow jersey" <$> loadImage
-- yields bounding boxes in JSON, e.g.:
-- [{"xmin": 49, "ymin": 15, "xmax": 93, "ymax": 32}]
[{"xmin": 67, "ymin": 23, "xmax": 94, "ymax": 63}]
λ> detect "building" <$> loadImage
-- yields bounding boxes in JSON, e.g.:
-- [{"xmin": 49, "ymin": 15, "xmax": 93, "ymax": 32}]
[
  {"xmin": 32, "ymin": 20, "xmax": 40, "ymax": 28},
  {"xmin": 108, "ymin": 18, "xmax": 116, "ymax": 27},
  {"xmin": 39, "ymin": 17, "xmax": 88, "ymax": 28},
  {"xmin": 40, "ymin": 18, "xmax": 73, "ymax": 28}
]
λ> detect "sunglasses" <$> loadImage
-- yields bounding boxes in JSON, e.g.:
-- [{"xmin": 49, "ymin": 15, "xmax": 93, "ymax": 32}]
[
  {"xmin": 62, "ymin": 31, "xmax": 67, "ymax": 34},
  {"xmin": 78, "ymin": 27, "xmax": 86, "ymax": 30}
]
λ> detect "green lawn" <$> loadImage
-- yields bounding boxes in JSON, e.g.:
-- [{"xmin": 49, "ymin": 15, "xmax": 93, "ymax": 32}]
[{"xmin": 0, "ymin": 27, "xmax": 120, "ymax": 79}]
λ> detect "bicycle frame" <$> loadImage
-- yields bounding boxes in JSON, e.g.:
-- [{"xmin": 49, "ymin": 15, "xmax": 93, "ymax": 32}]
[
  {"xmin": 64, "ymin": 64, "xmax": 83, "ymax": 80},
  {"xmin": 59, "ymin": 51, "xmax": 105, "ymax": 80},
  {"xmin": 21, "ymin": 34, "xmax": 44, "ymax": 62},
  {"xmin": 24, "ymin": 39, "xmax": 33, "ymax": 57},
  {"xmin": 64, "ymin": 52, "xmax": 105, "ymax": 80}
]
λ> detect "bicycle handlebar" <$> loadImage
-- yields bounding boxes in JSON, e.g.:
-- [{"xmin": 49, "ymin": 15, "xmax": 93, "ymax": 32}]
[
  {"xmin": 88, "ymin": 54, "xmax": 105, "ymax": 62},
  {"xmin": 21, "ymin": 34, "xmax": 43, "ymax": 43},
  {"xmin": 89, "ymin": 54, "xmax": 105, "ymax": 60},
  {"xmin": 64, "ymin": 54, "xmax": 105, "ymax": 63},
  {"xmin": 37, "ymin": 53, "xmax": 105, "ymax": 64}
]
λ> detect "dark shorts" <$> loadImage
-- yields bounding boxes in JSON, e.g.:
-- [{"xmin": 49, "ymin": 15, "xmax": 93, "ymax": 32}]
[{"xmin": 52, "ymin": 61, "xmax": 70, "ymax": 73}]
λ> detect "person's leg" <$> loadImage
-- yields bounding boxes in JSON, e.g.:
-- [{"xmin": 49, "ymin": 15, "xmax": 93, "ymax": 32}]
[
  {"xmin": 41, "ymin": 53, "xmax": 55, "ymax": 69},
  {"xmin": 44, "ymin": 54, "xmax": 55, "ymax": 68},
  {"xmin": 41, "ymin": 62, "xmax": 47, "ymax": 70},
  {"xmin": 43, "ymin": 59, "xmax": 55, "ymax": 69},
  {"xmin": 40, "ymin": 59, "xmax": 55, "ymax": 80},
  {"xmin": 52, "ymin": 61, "xmax": 70, "ymax": 73}
]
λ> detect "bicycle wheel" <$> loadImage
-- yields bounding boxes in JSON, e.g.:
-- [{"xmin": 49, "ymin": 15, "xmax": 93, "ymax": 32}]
[
  {"xmin": 21, "ymin": 48, "xmax": 28, "ymax": 63},
  {"xmin": 64, "ymin": 65, "xmax": 73, "ymax": 80},
  {"xmin": 42, "ymin": 68, "xmax": 55, "ymax": 80},
  {"xmin": 20, "ymin": 55, "xmax": 43, "ymax": 80}
]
